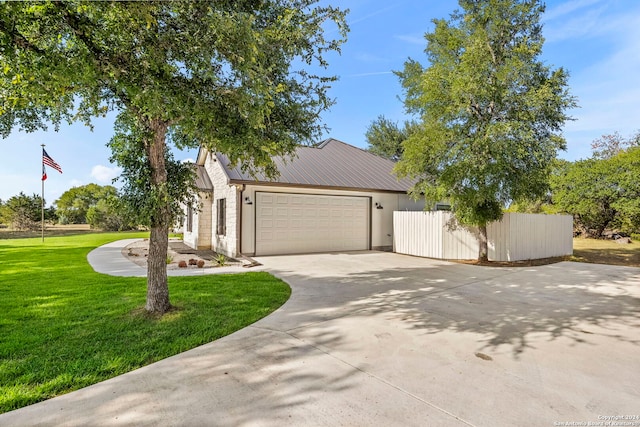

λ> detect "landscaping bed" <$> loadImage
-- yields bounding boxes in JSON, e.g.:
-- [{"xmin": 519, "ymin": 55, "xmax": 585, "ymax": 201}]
[{"xmin": 123, "ymin": 238, "xmax": 244, "ymax": 270}]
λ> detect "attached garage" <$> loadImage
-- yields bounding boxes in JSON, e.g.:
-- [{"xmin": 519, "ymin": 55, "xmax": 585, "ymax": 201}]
[
  {"xmin": 255, "ymin": 192, "xmax": 370, "ymax": 256},
  {"xmin": 185, "ymin": 138, "xmax": 425, "ymax": 258}
]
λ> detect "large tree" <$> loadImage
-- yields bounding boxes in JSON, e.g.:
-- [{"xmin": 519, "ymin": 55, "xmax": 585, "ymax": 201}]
[
  {"xmin": 551, "ymin": 147, "xmax": 640, "ymax": 237},
  {"xmin": 0, "ymin": 1, "xmax": 347, "ymax": 314},
  {"xmin": 395, "ymin": 0, "xmax": 576, "ymax": 261},
  {"xmin": 55, "ymin": 183, "xmax": 117, "ymax": 224}
]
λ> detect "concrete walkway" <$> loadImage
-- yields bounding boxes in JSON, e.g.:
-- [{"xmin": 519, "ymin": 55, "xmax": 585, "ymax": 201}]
[
  {"xmin": 1, "ymin": 246, "xmax": 639, "ymax": 426},
  {"xmin": 87, "ymin": 238, "xmax": 264, "ymax": 277}
]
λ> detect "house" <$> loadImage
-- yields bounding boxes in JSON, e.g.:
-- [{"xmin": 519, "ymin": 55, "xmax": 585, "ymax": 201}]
[{"xmin": 183, "ymin": 138, "xmax": 424, "ymax": 257}]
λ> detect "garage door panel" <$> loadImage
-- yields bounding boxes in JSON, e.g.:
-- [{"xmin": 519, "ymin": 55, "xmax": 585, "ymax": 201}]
[
  {"xmin": 260, "ymin": 231, "xmax": 273, "ymax": 240},
  {"xmin": 256, "ymin": 192, "xmax": 369, "ymax": 255}
]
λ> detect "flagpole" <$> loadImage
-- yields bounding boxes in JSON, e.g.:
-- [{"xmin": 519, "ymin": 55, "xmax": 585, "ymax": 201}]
[{"xmin": 41, "ymin": 144, "xmax": 45, "ymax": 242}]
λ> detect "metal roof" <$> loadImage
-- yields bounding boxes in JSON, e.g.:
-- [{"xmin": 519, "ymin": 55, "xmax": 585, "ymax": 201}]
[
  {"xmin": 194, "ymin": 164, "xmax": 213, "ymax": 191},
  {"xmin": 214, "ymin": 138, "xmax": 415, "ymax": 193}
]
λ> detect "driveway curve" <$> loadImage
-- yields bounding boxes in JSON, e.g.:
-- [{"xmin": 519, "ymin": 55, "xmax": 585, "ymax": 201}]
[{"xmin": 1, "ymin": 248, "xmax": 638, "ymax": 426}]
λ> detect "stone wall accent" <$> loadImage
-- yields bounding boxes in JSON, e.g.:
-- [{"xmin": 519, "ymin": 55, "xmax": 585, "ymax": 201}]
[{"xmin": 204, "ymin": 153, "xmax": 238, "ymax": 257}]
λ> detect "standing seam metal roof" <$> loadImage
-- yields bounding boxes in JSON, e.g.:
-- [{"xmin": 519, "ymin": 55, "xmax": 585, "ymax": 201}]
[
  {"xmin": 194, "ymin": 164, "xmax": 213, "ymax": 191},
  {"xmin": 214, "ymin": 138, "xmax": 415, "ymax": 193}
]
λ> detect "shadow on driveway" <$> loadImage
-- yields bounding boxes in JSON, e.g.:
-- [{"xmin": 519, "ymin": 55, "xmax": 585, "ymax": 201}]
[{"xmin": 1, "ymin": 251, "xmax": 638, "ymax": 426}]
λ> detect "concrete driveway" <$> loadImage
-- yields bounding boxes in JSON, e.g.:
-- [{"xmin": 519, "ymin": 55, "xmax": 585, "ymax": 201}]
[{"xmin": 1, "ymin": 251, "xmax": 638, "ymax": 426}]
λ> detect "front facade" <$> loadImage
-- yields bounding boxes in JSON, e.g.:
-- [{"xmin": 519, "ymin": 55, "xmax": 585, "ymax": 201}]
[{"xmin": 183, "ymin": 139, "xmax": 424, "ymax": 257}]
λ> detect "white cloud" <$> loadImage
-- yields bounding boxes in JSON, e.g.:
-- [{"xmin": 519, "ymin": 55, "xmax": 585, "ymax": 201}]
[
  {"xmin": 566, "ymin": 12, "xmax": 640, "ymax": 133},
  {"xmin": 542, "ymin": 2, "xmax": 640, "ymax": 160},
  {"xmin": 91, "ymin": 165, "xmax": 121, "ymax": 183},
  {"xmin": 394, "ymin": 33, "xmax": 425, "ymax": 46},
  {"xmin": 347, "ymin": 71, "xmax": 394, "ymax": 78},
  {"xmin": 544, "ymin": 0, "xmax": 604, "ymax": 21},
  {"xmin": 544, "ymin": 5, "xmax": 608, "ymax": 42},
  {"xmin": 355, "ymin": 52, "xmax": 388, "ymax": 63},
  {"xmin": 181, "ymin": 158, "xmax": 195, "ymax": 164},
  {"xmin": 349, "ymin": 5, "xmax": 398, "ymax": 27},
  {"xmin": 69, "ymin": 179, "xmax": 84, "ymax": 188}
]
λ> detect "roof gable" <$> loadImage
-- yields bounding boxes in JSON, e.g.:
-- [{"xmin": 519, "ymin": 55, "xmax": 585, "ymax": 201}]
[
  {"xmin": 214, "ymin": 138, "xmax": 415, "ymax": 193},
  {"xmin": 194, "ymin": 164, "xmax": 213, "ymax": 191}
]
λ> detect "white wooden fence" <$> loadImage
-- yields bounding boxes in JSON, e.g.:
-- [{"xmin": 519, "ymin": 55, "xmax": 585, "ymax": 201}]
[{"xmin": 393, "ymin": 211, "xmax": 573, "ymax": 261}]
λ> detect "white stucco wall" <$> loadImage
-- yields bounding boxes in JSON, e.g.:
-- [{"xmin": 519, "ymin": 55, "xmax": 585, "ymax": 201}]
[{"xmin": 240, "ymin": 185, "xmax": 425, "ymax": 256}]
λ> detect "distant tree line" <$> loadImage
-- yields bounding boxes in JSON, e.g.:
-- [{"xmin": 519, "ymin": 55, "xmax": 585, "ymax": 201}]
[
  {"xmin": 550, "ymin": 132, "xmax": 640, "ymax": 237},
  {"xmin": 0, "ymin": 184, "xmax": 138, "ymax": 231},
  {"xmin": 0, "ymin": 193, "xmax": 55, "ymax": 230}
]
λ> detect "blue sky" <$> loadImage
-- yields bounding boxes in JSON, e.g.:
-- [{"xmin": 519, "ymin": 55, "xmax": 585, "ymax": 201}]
[{"xmin": 1, "ymin": 0, "xmax": 639, "ymax": 204}]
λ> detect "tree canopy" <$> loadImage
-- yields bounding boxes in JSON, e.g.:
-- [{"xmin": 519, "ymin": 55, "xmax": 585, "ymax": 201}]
[
  {"xmin": 394, "ymin": 0, "xmax": 576, "ymax": 260},
  {"xmin": 55, "ymin": 183, "xmax": 117, "ymax": 224},
  {"xmin": 590, "ymin": 131, "xmax": 640, "ymax": 160},
  {"xmin": 551, "ymin": 146, "xmax": 640, "ymax": 237},
  {"xmin": 0, "ymin": 192, "xmax": 54, "ymax": 230},
  {"xmin": 365, "ymin": 115, "xmax": 417, "ymax": 161},
  {"xmin": 0, "ymin": 1, "xmax": 348, "ymax": 313}
]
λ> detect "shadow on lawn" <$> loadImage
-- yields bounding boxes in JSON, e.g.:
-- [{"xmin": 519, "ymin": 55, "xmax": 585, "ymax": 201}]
[
  {"xmin": 0, "ymin": 327, "xmax": 370, "ymax": 426},
  {"xmin": 572, "ymin": 247, "xmax": 640, "ymax": 267},
  {"xmin": 2, "ymin": 254, "xmax": 639, "ymax": 426}
]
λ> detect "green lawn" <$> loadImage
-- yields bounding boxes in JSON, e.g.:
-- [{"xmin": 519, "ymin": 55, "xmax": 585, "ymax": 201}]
[
  {"xmin": 0, "ymin": 233, "xmax": 290, "ymax": 414},
  {"xmin": 572, "ymin": 237, "xmax": 640, "ymax": 267}
]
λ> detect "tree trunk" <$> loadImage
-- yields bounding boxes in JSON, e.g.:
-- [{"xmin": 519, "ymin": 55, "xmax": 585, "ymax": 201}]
[
  {"xmin": 145, "ymin": 118, "xmax": 171, "ymax": 315},
  {"xmin": 478, "ymin": 223, "xmax": 488, "ymax": 262}
]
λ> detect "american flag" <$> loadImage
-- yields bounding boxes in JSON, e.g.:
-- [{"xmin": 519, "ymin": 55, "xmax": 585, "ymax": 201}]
[{"xmin": 42, "ymin": 148, "xmax": 63, "ymax": 174}]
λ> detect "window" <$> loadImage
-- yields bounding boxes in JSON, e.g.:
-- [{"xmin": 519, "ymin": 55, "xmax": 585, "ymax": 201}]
[
  {"xmin": 216, "ymin": 198, "xmax": 226, "ymax": 236},
  {"xmin": 186, "ymin": 204, "xmax": 193, "ymax": 232}
]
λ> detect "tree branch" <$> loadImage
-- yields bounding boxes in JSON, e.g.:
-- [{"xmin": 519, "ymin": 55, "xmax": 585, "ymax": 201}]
[{"xmin": 0, "ymin": 19, "xmax": 46, "ymax": 55}]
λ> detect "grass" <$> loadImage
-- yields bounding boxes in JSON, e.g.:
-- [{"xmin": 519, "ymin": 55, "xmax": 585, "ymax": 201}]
[
  {"xmin": 571, "ymin": 237, "xmax": 640, "ymax": 267},
  {"xmin": 0, "ymin": 232, "xmax": 290, "ymax": 414}
]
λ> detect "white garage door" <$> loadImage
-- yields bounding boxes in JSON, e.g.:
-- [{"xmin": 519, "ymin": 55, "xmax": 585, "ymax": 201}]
[{"xmin": 255, "ymin": 192, "xmax": 369, "ymax": 256}]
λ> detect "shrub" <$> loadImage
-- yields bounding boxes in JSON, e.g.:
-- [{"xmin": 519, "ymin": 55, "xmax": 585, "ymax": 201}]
[
  {"xmin": 197, "ymin": 260, "xmax": 205, "ymax": 268},
  {"xmin": 214, "ymin": 253, "xmax": 226, "ymax": 267},
  {"xmin": 178, "ymin": 260, "xmax": 187, "ymax": 268},
  {"xmin": 86, "ymin": 197, "xmax": 138, "ymax": 231},
  {"xmin": 631, "ymin": 233, "xmax": 640, "ymax": 242},
  {"xmin": 188, "ymin": 258, "xmax": 197, "ymax": 266}
]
